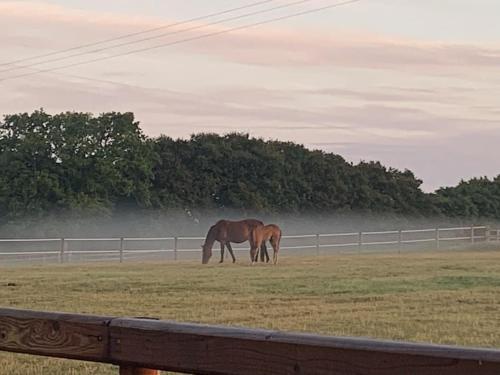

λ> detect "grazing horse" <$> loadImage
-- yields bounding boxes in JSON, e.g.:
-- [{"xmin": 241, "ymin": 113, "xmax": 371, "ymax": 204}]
[
  {"xmin": 250, "ymin": 224, "xmax": 282, "ymax": 265},
  {"xmin": 201, "ymin": 219, "xmax": 269, "ymax": 264}
]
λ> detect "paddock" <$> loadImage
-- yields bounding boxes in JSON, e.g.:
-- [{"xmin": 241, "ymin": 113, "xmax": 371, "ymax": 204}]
[{"xmin": 1, "ymin": 249, "xmax": 500, "ymax": 374}]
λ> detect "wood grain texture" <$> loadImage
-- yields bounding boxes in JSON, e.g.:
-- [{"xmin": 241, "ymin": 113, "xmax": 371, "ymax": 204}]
[
  {"xmin": 2, "ymin": 308, "xmax": 500, "ymax": 374},
  {"xmin": 0, "ymin": 308, "xmax": 110, "ymax": 362},
  {"xmin": 109, "ymin": 318, "xmax": 500, "ymax": 375}
]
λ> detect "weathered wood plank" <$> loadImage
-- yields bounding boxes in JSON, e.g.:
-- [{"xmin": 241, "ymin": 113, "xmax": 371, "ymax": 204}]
[
  {"xmin": 109, "ymin": 318, "xmax": 500, "ymax": 375},
  {"xmin": 0, "ymin": 308, "xmax": 110, "ymax": 362},
  {"xmin": 3, "ymin": 308, "xmax": 500, "ymax": 375}
]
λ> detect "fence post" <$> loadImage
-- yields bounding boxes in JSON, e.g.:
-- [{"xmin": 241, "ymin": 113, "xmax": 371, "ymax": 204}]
[
  {"xmin": 120, "ymin": 237, "xmax": 124, "ymax": 263},
  {"xmin": 485, "ymin": 226, "xmax": 490, "ymax": 243},
  {"xmin": 315, "ymin": 234, "xmax": 320, "ymax": 256},
  {"xmin": 174, "ymin": 237, "xmax": 178, "ymax": 261},
  {"xmin": 66, "ymin": 240, "xmax": 71, "ymax": 263},
  {"xmin": 119, "ymin": 366, "xmax": 159, "ymax": 375},
  {"xmin": 436, "ymin": 228, "xmax": 440, "ymax": 250},
  {"xmin": 398, "ymin": 229, "xmax": 402, "ymax": 254},
  {"xmin": 471, "ymin": 225, "xmax": 475, "ymax": 245},
  {"xmin": 358, "ymin": 231, "xmax": 363, "ymax": 253},
  {"xmin": 59, "ymin": 238, "xmax": 65, "ymax": 264}
]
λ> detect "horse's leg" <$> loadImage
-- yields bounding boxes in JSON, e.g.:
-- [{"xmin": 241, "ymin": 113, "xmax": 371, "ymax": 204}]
[
  {"xmin": 260, "ymin": 242, "xmax": 269, "ymax": 263},
  {"xmin": 253, "ymin": 244, "xmax": 260, "ymax": 263},
  {"xmin": 219, "ymin": 242, "xmax": 225, "ymax": 263},
  {"xmin": 250, "ymin": 245, "xmax": 258, "ymax": 264},
  {"xmin": 273, "ymin": 241, "xmax": 278, "ymax": 264},
  {"xmin": 226, "ymin": 242, "xmax": 236, "ymax": 263},
  {"xmin": 249, "ymin": 230, "xmax": 256, "ymax": 264},
  {"xmin": 250, "ymin": 242, "xmax": 260, "ymax": 265},
  {"xmin": 272, "ymin": 234, "xmax": 281, "ymax": 265}
]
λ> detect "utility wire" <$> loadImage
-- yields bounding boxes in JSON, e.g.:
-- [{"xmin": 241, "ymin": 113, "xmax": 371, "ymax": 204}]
[
  {"xmin": 0, "ymin": 0, "xmax": 274, "ymax": 67},
  {"xmin": 0, "ymin": 0, "xmax": 313, "ymax": 75},
  {"xmin": 0, "ymin": 0, "xmax": 362, "ymax": 83}
]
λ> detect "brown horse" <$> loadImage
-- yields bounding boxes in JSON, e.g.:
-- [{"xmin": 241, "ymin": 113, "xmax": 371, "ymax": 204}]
[
  {"xmin": 201, "ymin": 219, "xmax": 269, "ymax": 264},
  {"xmin": 250, "ymin": 224, "xmax": 282, "ymax": 265}
]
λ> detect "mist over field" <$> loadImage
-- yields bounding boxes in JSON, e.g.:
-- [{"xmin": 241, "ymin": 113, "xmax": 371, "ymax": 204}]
[{"xmin": 0, "ymin": 209, "xmax": 495, "ymax": 239}]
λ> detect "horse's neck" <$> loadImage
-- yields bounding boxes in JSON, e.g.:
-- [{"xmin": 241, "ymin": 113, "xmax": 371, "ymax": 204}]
[{"xmin": 204, "ymin": 227, "xmax": 218, "ymax": 248}]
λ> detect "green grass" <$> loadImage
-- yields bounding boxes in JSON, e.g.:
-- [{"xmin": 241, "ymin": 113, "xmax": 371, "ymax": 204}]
[{"xmin": 2, "ymin": 249, "xmax": 500, "ymax": 374}]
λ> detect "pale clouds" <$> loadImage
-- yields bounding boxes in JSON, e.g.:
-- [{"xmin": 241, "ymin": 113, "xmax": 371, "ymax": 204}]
[
  {"xmin": 311, "ymin": 129, "xmax": 500, "ymax": 191},
  {"xmin": 3, "ymin": 1, "xmax": 500, "ymax": 73},
  {"xmin": 188, "ymin": 30, "xmax": 500, "ymax": 72},
  {"xmin": 0, "ymin": 1, "xmax": 157, "ymax": 28}
]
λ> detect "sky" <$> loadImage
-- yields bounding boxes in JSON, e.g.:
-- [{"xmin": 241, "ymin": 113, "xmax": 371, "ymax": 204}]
[{"xmin": 1, "ymin": 0, "xmax": 499, "ymax": 192}]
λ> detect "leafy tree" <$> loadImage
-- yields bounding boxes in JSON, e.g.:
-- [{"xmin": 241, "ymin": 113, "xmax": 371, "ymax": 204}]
[
  {"xmin": 436, "ymin": 176, "xmax": 500, "ymax": 219},
  {"xmin": 0, "ymin": 110, "xmax": 153, "ymax": 219},
  {"xmin": 1, "ymin": 110, "xmax": 499, "ymax": 224}
]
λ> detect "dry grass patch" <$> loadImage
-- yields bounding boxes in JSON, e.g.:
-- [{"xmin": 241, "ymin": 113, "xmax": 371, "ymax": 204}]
[{"xmin": 1, "ymin": 249, "xmax": 500, "ymax": 374}]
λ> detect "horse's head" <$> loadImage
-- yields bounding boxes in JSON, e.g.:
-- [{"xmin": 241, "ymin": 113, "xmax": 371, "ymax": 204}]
[{"xmin": 201, "ymin": 242, "xmax": 212, "ymax": 264}]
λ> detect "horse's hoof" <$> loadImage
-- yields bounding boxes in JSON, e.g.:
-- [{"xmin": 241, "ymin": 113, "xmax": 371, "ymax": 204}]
[{"xmin": 232, "ymin": 260, "xmax": 236, "ymax": 263}]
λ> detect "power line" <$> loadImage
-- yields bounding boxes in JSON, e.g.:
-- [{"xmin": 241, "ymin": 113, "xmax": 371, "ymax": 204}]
[
  {"xmin": 0, "ymin": 0, "xmax": 313, "ymax": 75},
  {"xmin": 0, "ymin": 0, "xmax": 362, "ymax": 83},
  {"xmin": 0, "ymin": 0, "xmax": 274, "ymax": 68}
]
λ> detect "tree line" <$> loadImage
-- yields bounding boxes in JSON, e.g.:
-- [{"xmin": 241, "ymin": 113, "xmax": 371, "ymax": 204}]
[{"xmin": 0, "ymin": 110, "xmax": 498, "ymax": 225}]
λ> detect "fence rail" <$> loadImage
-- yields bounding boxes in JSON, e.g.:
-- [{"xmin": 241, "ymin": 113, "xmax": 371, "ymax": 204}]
[
  {"xmin": 2, "ymin": 307, "xmax": 500, "ymax": 374},
  {"xmin": 0, "ymin": 225, "xmax": 498, "ymax": 265}
]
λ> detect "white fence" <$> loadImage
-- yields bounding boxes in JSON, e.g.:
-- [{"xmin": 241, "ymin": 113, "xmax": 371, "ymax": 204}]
[{"xmin": 0, "ymin": 225, "xmax": 498, "ymax": 265}]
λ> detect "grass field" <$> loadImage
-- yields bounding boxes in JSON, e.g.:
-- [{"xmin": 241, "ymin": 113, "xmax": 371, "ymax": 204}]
[{"xmin": 1, "ymin": 248, "xmax": 500, "ymax": 374}]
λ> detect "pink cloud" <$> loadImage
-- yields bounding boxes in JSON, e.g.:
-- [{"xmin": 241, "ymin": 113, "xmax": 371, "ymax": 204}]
[
  {"xmin": 0, "ymin": 1, "xmax": 160, "ymax": 28},
  {"xmin": 2, "ymin": 1, "xmax": 500, "ymax": 74},
  {"xmin": 186, "ymin": 29, "xmax": 500, "ymax": 71}
]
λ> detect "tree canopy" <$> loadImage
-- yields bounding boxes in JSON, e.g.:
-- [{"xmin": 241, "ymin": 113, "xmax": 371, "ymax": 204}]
[{"xmin": 0, "ymin": 110, "xmax": 498, "ymax": 224}]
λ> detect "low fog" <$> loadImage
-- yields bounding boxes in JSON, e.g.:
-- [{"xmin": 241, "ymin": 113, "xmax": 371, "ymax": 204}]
[{"xmin": 0, "ymin": 209, "xmax": 496, "ymax": 239}]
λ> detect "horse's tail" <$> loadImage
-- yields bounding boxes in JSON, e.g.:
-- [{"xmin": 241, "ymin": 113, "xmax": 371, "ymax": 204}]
[
  {"xmin": 249, "ymin": 225, "xmax": 259, "ymax": 247},
  {"xmin": 249, "ymin": 225, "xmax": 263, "ymax": 263}
]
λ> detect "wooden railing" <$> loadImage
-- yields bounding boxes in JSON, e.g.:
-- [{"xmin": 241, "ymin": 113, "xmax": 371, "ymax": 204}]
[{"xmin": 2, "ymin": 308, "xmax": 500, "ymax": 374}]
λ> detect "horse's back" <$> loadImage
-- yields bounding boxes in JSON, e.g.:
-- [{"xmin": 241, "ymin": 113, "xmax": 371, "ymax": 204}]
[
  {"xmin": 224, "ymin": 219, "xmax": 262, "ymax": 243},
  {"xmin": 215, "ymin": 218, "xmax": 262, "ymax": 226},
  {"xmin": 239, "ymin": 218, "xmax": 264, "ymax": 227},
  {"xmin": 264, "ymin": 224, "xmax": 281, "ymax": 237},
  {"xmin": 266, "ymin": 224, "xmax": 281, "ymax": 231},
  {"xmin": 227, "ymin": 219, "xmax": 264, "ymax": 234}
]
